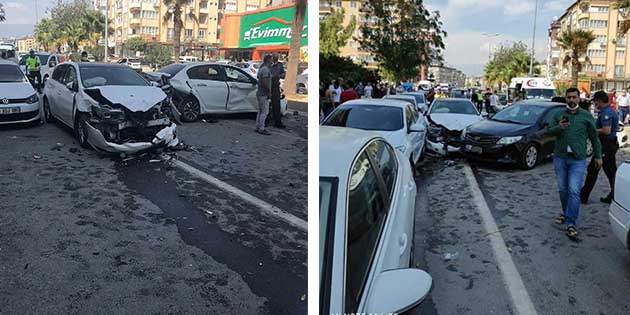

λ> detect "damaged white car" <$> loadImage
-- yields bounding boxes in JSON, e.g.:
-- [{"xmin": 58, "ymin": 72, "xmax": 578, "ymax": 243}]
[
  {"xmin": 149, "ymin": 62, "xmax": 287, "ymax": 122},
  {"xmin": 426, "ymin": 98, "xmax": 485, "ymax": 155},
  {"xmin": 42, "ymin": 62, "xmax": 180, "ymax": 154}
]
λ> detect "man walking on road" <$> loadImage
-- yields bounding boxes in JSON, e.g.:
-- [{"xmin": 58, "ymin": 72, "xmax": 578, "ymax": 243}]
[
  {"xmin": 617, "ymin": 88, "xmax": 629, "ymax": 125},
  {"xmin": 581, "ymin": 90, "xmax": 619, "ymax": 204},
  {"xmin": 546, "ymin": 87, "xmax": 602, "ymax": 242},
  {"xmin": 269, "ymin": 54, "xmax": 286, "ymax": 128},
  {"xmin": 25, "ymin": 50, "xmax": 41, "ymax": 93},
  {"xmin": 255, "ymin": 54, "xmax": 273, "ymax": 135}
]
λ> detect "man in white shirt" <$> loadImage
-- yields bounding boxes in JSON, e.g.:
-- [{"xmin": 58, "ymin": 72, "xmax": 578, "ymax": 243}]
[
  {"xmin": 329, "ymin": 81, "xmax": 342, "ymax": 108},
  {"xmin": 490, "ymin": 90, "xmax": 500, "ymax": 107},
  {"xmin": 617, "ymin": 89, "xmax": 630, "ymax": 124},
  {"xmin": 364, "ymin": 82, "xmax": 373, "ymax": 98}
]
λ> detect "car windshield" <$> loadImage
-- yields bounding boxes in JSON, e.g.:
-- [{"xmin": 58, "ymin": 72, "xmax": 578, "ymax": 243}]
[
  {"xmin": 158, "ymin": 63, "xmax": 186, "ymax": 76},
  {"xmin": 0, "ymin": 64, "xmax": 26, "ymax": 82},
  {"xmin": 525, "ymin": 89, "xmax": 555, "ymax": 100},
  {"xmin": 491, "ymin": 104, "xmax": 547, "ymax": 125},
  {"xmin": 80, "ymin": 65, "xmax": 149, "ymax": 88},
  {"xmin": 430, "ymin": 99, "xmax": 478, "ymax": 115},
  {"xmin": 323, "ymin": 105, "xmax": 404, "ymax": 131},
  {"xmin": 19, "ymin": 54, "xmax": 49, "ymax": 65}
]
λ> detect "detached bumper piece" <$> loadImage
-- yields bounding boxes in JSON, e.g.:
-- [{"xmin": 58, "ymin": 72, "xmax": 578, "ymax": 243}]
[
  {"xmin": 427, "ymin": 130, "xmax": 463, "ymax": 156},
  {"xmin": 85, "ymin": 122, "xmax": 179, "ymax": 155}
]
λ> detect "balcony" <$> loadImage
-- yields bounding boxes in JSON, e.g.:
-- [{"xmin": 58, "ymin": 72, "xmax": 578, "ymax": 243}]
[
  {"xmin": 319, "ymin": 5, "xmax": 332, "ymax": 14},
  {"xmin": 130, "ymin": 1, "xmax": 141, "ymax": 12},
  {"xmin": 129, "ymin": 18, "xmax": 141, "ymax": 27}
]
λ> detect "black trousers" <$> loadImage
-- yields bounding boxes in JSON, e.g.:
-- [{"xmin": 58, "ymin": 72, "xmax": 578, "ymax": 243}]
[
  {"xmin": 581, "ymin": 138, "xmax": 619, "ymax": 199},
  {"xmin": 270, "ymin": 82, "xmax": 282, "ymax": 126},
  {"xmin": 28, "ymin": 70, "xmax": 41, "ymax": 92}
]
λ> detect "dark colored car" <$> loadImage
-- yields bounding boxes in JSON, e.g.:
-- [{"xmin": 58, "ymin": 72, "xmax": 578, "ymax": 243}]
[{"xmin": 460, "ymin": 100, "xmax": 567, "ymax": 169}]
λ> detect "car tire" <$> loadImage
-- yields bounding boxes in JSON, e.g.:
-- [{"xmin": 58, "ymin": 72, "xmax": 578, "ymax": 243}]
[
  {"xmin": 75, "ymin": 113, "xmax": 90, "ymax": 148},
  {"xmin": 179, "ymin": 96, "xmax": 201, "ymax": 122},
  {"xmin": 43, "ymin": 97, "xmax": 55, "ymax": 123},
  {"xmin": 520, "ymin": 143, "xmax": 539, "ymax": 170}
]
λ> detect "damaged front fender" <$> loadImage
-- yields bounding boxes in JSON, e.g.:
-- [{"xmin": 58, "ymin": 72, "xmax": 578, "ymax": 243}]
[{"xmin": 85, "ymin": 122, "xmax": 179, "ymax": 155}]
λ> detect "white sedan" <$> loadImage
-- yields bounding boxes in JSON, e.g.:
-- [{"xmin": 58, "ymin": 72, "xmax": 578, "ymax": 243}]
[
  {"xmin": 322, "ymin": 99, "xmax": 427, "ymax": 174},
  {"xmin": 426, "ymin": 98, "xmax": 485, "ymax": 155},
  {"xmin": 0, "ymin": 60, "xmax": 41, "ymax": 125},
  {"xmin": 610, "ymin": 161, "xmax": 630, "ymax": 254},
  {"xmin": 320, "ymin": 126, "xmax": 432, "ymax": 314},
  {"xmin": 152, "ymin": 62, "xmax": 287, "ymax": 122}
]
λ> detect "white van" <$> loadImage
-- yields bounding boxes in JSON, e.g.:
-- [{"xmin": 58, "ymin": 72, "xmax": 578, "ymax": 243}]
[{"xmin": 509, "ymin": 77, "xmax": 556, "ymax": 101}]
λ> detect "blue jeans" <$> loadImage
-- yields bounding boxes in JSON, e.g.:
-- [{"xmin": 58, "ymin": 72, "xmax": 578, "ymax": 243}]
[
  {"xmin": 553, "ymin": 155, "xmax": 586, "ymax": 227},
  {"xmin": 619, "ymin": 107, "xmax": 628, "ymax": 124}
]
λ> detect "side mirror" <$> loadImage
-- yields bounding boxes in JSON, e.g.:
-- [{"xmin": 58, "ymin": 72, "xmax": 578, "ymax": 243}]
[
  {"xmin": 364, "ymin": 269, "xmax": 432, "ymax": 313},
  {"xmin": 409, "ymin": 123, "xmax": 426, "ymax": 133},
  {"xmin": 49, "ymin": 61, "xmax": 56, "ymax": 67}
]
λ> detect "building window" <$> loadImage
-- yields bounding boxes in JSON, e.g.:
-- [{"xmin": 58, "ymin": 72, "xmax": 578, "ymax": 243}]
[
  {"xmin": 596, "ymin": 34, "xmax": 607, "ymax": 44},
  {"xmin": 225, "ymin": 1, "xmax": 236, "ymax": 11},
  {"xmin": 618, "ymin": 36, "xmax": 627, "ymax": 47},
  {"xmin": 587, "ymin": 49, "xmax": 606, "ymax": 57},
  {"xmin": 589, "ymin": 5, "xmax": 609, "ymax": 13},
  {"xmin": 587, "ymin": 64, "xmax": 605, "ymax": 72},
  {"xmin": 141, "ymin": 26, "xmax": 158, "ymax": 35},
  {"xmin": 246, "ymin": 4, "xmax": 258, "ymax": 11},
  {"xmin": 198, "ymin": 29, "xmax": 206, "ymax": 38},
  {"xmin": 187, "ymin": 0, "xmax": 195, "ymax": 6},
  {"xmin": 185, "ymin": 29, "xmax": 193, "ymax": 38},
  {"xmin": 578, "ymin": 18, "xmax": 588, "ymax": 29},
  {"xmin": 200, "ymin": 1, "xmax": 208, "ymax": 9},
  {"xmin": 141, "ymin": 10, "xmax": 158, "ymax": 19},
  {"xmin": 336, "ymin": 1, "xmax": 342, "ymax": 7},
  {"xmin": 616, "ymin": 49, "xmax": 626, "ymax": 59},
  {"xmin": 616, "ymin": 65, "xmax": 625, "ymax": 76},
  {"xmin": 199, "ymin": 16, "xmax": 207, "ymax": 24},
  {"xmin": 351, "ymin": 1, "xmax": 357, "ymax": 8},
  {"xmin": 589, "ymin": 20, "xmax": 608, "ymax": 28},
  {"xmin": 167, "ymin": 28, "xmax": 174, "ymax": 40}
]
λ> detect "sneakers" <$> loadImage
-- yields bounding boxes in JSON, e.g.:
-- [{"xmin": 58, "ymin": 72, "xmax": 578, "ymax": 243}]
[
  {"xmin": 600, "ymin": 194, "xmax": 613, "ymax": 204},
  {"xmin": 256, "ymin": 129, "xmax": 271, "ymax": 135}
]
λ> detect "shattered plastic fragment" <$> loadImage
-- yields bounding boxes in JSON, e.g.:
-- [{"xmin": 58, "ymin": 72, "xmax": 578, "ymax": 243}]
[
  {"xmin": 32, "ymin": 154, "xmax": 41, "ymax": 160},
  {"xmin": 443, "ymin": 252, "xmax": 459, "ymax": 261}
]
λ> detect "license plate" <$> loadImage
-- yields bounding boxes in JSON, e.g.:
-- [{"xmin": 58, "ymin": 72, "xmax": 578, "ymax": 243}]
[
  {"xmin": 0, "ymin": 107, "xmax": 20, "ymax": 114},
  {"xmin": 465, "ymin": 144, "xmax": 482, "ymax": 154}
]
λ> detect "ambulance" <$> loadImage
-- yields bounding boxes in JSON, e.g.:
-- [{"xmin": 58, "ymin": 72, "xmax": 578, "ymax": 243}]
[{"xmin": 509, "ymin": 77, "xmax": 556, "ymax": 102}]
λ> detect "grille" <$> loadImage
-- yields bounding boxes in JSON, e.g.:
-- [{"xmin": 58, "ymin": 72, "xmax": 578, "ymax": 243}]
[
  {"xmin": 0, "ymin": 110, "xmax": 38, "ymax": 122},
  {"xmin": 465, "ymin": 134, "xmax": 500, "ymax": 146},
  {"xmin": 1, "ymin": 98, "xmax": 28, "ymax": 104}
]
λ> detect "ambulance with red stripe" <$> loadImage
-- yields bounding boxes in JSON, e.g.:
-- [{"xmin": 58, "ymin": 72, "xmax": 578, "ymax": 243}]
[{"xmin": 509, "ymin": 77, "xmax": 556, "ymax": 103}]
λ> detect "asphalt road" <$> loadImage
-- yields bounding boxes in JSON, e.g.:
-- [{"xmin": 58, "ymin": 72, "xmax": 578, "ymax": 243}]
[
  {"xmin": 409, "ymin": 146, "xmax": 630, "ymax": 315},
  {"xmin": 0, "ymin": 112, "xmax": 307, "ymax": 314}
]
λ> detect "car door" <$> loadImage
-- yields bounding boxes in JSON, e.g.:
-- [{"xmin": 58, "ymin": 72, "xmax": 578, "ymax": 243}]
[
  {"xmin": 407, "ymin": 105, "xmax": 425, "ymax": 162},
  {"xmin": 46, "ymin": 64, "xmax": 68, "ymax": 123},
  {"xmin": 224, "ymin": 65, "xmax": 258, "ymax": 112},
  {"xmin": 540, "ymin": 107, "xmax": 565, "ymax": 156},
  {"xmin": 57, "ymin": 64, "xmax": 78, "ymax": 126},
  {"xmin": 186, "ymin": 64, "xmax": 229, "ymax": 113}
]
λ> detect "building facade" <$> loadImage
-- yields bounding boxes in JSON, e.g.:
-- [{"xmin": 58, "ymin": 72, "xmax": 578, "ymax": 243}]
[
  {"xmin": 547, "ymin": 19, "xmax": 561, "ymax": 79},
  {"xmin": 551, "ymin": 0, "xmax": 630, "ymax": 90},
  {"xmin": 428, "ymin": 65, "xmax": 466, "ymax": 88},
  {"xmin": 319, "ymin": 0, "xmax": 375, "ymax": 65},
  {"xmin": 16, "ymin": 37, "xmax": 37, "ymax": 52}
]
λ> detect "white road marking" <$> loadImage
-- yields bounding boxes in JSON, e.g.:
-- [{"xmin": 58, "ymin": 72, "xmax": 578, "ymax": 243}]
[
  {"xmin": 174, "ymin": 159, "xmax": 307, "ymax": 231},
  {"xmin": 225, "ymin": 120, "xmax": 306, "ymax": 141},
  {"xmin": 463, "ymin": 165, "xmax": 538, "ymax": 315}
]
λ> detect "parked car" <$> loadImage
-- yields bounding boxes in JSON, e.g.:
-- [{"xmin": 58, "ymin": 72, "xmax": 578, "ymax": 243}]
[
  {"xmin": 384, "ymin": 94, "xmax": 420, "ymax": 111},
  {"xmin": 322, "ymin": 99, "xmax": 427, "ymax": 174},
  {"xmin": 401, "ymin": 92, "xmax": 429, "ymax": 113},
  {"xmin": 234, "ymin": 60, "xmax": 262, "ymax": 77},
  {"xmin": 320, "ymin": 126, "xmax": 432, "ymax": 315},
  {"xmin": 149, "ymin": 62, "xmax": 287, "ymax": 122},
  {"xmin": 117, "ymin": 58, "xmax": 142, "ymax": 71},
  {"xmin": 296, "ymin": 68, "xmax": 307, "ymax": 94},
  {"xmin": 426, "ymin": 98, "xmax": 484, "ymax": 155},
  {"xmin": 460, "ymin": 101, "xmax": 571, "ymax": 169},
  {"xmin": 42, "ymin": 62, "xmax": 180, "ymax": 154},
  {"xmin": 610, "ymin": 161, "xmax": 630, "ymax": 254},
  {"xmin": 18, "ymin": 52, "xmax": 64, "ymax": 86},
  {"xmin": 0, "ymin": 60, "xmax": 41, "ymax": 125}
]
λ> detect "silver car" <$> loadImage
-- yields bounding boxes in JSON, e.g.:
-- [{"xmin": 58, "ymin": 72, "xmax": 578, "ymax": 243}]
[{"xmin": 0, "ymin": 60, "xmax": 40, "ymax": 125}]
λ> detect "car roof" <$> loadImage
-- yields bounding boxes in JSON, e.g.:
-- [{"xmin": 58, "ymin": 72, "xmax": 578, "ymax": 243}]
[
  {"xmin": 0, "ymin": 59, "xmax": 19, "ymax": 65},
  {"xmin": 320, "ymin": 126, "xmax": 384, "ymax": 180},
  {"xmin": 75, "ymin": 62, "xmax": 131, "ymax": 68},
  {"xmin": 341, "ymin": 98, "xmax": 413, "ymax": 109}
]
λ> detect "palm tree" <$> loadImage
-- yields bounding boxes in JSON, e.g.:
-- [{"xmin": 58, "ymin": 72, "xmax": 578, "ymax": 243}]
[
  {"xmin": 35, "ymin": 19, "xmax": 55, "ymax": 51},
  {"xmin": 82, "ymin": 9, "xmax": 110, "ymax": 48},
  {"xmin": 284, "ymin": 0, "xmax": 306, "ymax": 97},
  {"xmin": 162, "ymin": 0, "xmax": 197, "ymax": 62},
  {"xmin": 615, "ymin": 0, "xmax": 630, "ymax": 35},
  {"xmin": 557, "ymin": 29, "xmax": 596, "ymax": 87},
  {"xmin": 0, "ymin": 2, "xmax": 5, "ymax": 22}
]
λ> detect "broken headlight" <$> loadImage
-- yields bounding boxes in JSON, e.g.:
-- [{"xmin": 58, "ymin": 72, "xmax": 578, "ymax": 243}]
[
  {"xmin": 91, "ymin": 104, "xmax": 125, "ymax": 122},
  {"xmin": 26, "ymin": 93, "xmax": 39, "ymax": 104},
  {"xmin": 428, "ymin": 121, "xmax": 443, "ymax": 137}
]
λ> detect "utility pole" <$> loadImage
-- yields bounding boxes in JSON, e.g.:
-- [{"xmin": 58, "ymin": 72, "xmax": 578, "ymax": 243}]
[
  {"xmin": 104, "ymin": 0, "xmax": 108, "ymax": 62},
  {"xmin": 482, "ymin": 33, "xmax": 500, "ymax": 61},
  {"xmin": 530, "ymin": 0, "xmax": 539, "ymax": 75},
  {"xmin": 35, "ymin": 0, "xmax": 38, "ymax": 24}
]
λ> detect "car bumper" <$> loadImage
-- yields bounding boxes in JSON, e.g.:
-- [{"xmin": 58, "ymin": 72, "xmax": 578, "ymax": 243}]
[
  {"xmin": 0, "ymin": 103, "xmax": 40, "ymax": 125},
  {"xmin": 85, "ymin": 122, "xmax": 179, "ymax": 155},
  {"xmin": 426, "ymin": 139, "xmax": 460, "ymax": 155},
  {"xmin": 609, "ymin": 200, "xmax": 630, "ymax": 250},
  {"xmin": 460, "ymin": 142, "xmax": 521, "ymax": 164}
]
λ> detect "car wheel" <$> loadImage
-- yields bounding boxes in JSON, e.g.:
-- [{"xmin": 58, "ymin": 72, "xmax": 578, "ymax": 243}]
[
  {"xmin": 520, "ymin": 143, "xmax": 539, "ymax": 170},
  {"xmin": 75, "ymin": 113, "xmax": 90, "ymax": 148},
  {"xmin": 180, "ymin": 96, "xmax": 201, "ymax": 122},
  {"xmin": 43, "ymin": 97, "xmax": 55, "ymax": 122}
]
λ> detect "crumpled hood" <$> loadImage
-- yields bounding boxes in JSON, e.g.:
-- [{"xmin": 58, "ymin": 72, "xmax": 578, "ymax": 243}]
[
  {"xmin": 85, "ymin": 85, "xmax": 166, "ymax": 112},
  {"xmin": 429, "ymin": 113, "xmax": 483, "ymax": 131},
  {"xmin": 0, "ymin": 82, "xmax": 36, "ymax": 99}
]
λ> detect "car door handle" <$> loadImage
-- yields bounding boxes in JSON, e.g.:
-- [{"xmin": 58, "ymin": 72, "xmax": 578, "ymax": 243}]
[
  {"xmin": 399, "ymin": 233, "xmax": 408, "ymax": 256},
  {"xmin": 229, "ymin": 84, "xmax": 237, "ymax": 88},
  {"xmin": 197, "ymin": 83, "xmax": 207, "ymax": 87}
]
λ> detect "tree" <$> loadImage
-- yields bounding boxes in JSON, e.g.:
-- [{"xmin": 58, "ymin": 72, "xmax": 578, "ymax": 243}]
[
  {"xmin": 614, "ymin": 0, "xmax": 630, "ymax": 35},
  {"xmin": 126, "ymin": 37, "xmax": 147, "ymax": 54},
  {"xmin": 359, "ymin": 0, "xmax": 446, "ymax": 80},
  {"xmin": 0, "ymin": 3, "xmax": 5, "ymax": 22},
  {"xmin": 484, "ymin": 42, "xmax": 538, "ymax": 86},
  {"xmin": 557, "ymin": 29, "xmax": 595, "ymax": 87},
  {"xmin": 319, "ymin": 7, "xmax": 356, "ymax": 57},
  {"xmin": 145, "ymin": 44, "xmax": 173, "ymax": 68},
  {"xmin": 284, "ymin": 0, "xmax": 306, "ymax": 97},
  {"xmin": 320, "ymin": 54, "xmax": 379, "ymax": 85},
  {"xmin": 35, "ymin": 19, "xmax": 56, "ymax": 51},
  {"xmin": 162, "ymin": 0, "xmax": 197, "ymax": 62}
]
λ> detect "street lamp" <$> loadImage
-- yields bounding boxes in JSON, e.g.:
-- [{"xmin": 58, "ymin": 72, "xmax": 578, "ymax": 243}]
[
  {"xmin": 482, "ymin": 32, "xmax": 500, "ymax": 61},
  {"xmin": 529, "ymin": 0, "xmax": 539, "ymax": 75}
]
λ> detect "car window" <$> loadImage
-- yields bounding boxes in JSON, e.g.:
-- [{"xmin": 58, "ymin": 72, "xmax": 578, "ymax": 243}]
[
  {"xmin": 319, "ymin": 177, "xmax": 338, "ymax": 315},
  {"xmin": 80, "ymin": 65, "xmax": 150, "ymax": 88},
  {"xmin": 225, "ymin": 66, "xmax": 252, "ymax": 83},
  {"xmin": 52, "ymin": 65, "xmax": 67, "ymax": 82},
  {"xmin": 62, "ymin": 65, "xmax": 77, "ymax": 85},
  {"xmin": 0, "ymin": 64, "xmax": 27, "ymax": 83},
  {"xmin": 187, "ymin": 65, "xmax": 223, "ymax": 81},
  {"xmin": 158, "ymin": 63, "xmax": 186, "ymax": 76},
  {"xmin": 323, "ymin": 105, "xmax": 404, "ymax": 131},
  {"xmin": 345, "ymin": 149, "xmax": 388, "ymax": 313},
  {"xmin": 430, "ymin": 99, "xmax": 478, "ymax": 115},
  {"xmin": 492, "ymin": 104, "xmax": 548, "ymax": 125},
  {"xmin": 543, "ymin": 107, "xmax": 565, "ymax": 125},
  {"xmin": 405, "ymin": 105, "xmax": 413, "ymax": 129},
  {"xmin": 365, "ymin": 140, "xmax": 398, "ymax": 200}
]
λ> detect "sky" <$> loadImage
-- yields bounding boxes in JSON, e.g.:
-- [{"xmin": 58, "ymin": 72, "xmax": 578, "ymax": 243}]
[
  {"xmin": 424, "ymin": 0, "xmax": 575, "ymax": 76},
  {"xmin": 1, "ymin": 0, "xmax": 577, "ymax": 76}
]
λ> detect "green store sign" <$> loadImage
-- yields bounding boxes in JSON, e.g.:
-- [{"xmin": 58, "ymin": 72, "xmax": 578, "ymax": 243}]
[{"xmin": 238, "ymin": 6, "xmax": 308, "ymax": 48}]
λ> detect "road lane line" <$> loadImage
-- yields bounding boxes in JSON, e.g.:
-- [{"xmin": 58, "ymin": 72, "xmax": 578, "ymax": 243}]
[
  {"xmin": 174, "ymin": 159, "xmax": 308, "ymax": 231},
  {"xmin": 225, "ymin": 120, "xmax": 307, "ymax": 141},
  {"xmin": 463, "ymin": 165, "xmax": 538, "ymax": 315}
]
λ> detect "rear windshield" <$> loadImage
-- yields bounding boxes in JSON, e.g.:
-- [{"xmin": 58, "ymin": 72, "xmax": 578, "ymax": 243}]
[
  {"xmin": 0, "ymin": 64, "xmax": 26, "ymax": 82},
  {"xmin": 80, "ymin": 65, "xmax": 149, "ymax": 88},
  {"xmin": 158, "ymin": 63, "xmax": 186, "ymax": 76},
  {"xmin": 430, "ymin": 99, "xmax": 478, "ymax": 115},
  {"xmin": 323, "ymin": 105, "xmax": 404, "ymax": 131}
]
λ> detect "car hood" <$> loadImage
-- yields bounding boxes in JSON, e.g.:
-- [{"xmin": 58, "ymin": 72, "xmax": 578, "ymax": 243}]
[
  {"xmin": 428, "ymin": 113, "xmax": 483, "ymax": 131},
  {"xmin": 374, "ymin": 130, "xmax": 404, "ymax": 147},
  {"xmin": 84, "ymin": 85, "xmax": 166, "ymax": 112},
  {"xmin": 467, "ymin": 119, "xmax": 537, "ymax": 137},
  {"xmin": 0, "ymin": 81, "xmax": 35, "ymax": 99}
]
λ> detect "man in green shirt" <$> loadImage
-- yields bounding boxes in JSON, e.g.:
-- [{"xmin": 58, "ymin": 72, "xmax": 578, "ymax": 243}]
[
  {"xmin": 546, "ymin": 87, "xmax": 602, "ymax": 241},
  {"xmin": 25, "ymin": 50, "xmax": 42, "ymax": 93}
]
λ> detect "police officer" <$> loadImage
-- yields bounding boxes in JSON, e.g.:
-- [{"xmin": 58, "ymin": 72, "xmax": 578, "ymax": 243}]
[
  {"xmin": 581, "ymin": 90, "xmax": 619, "ymax": 204},
  {"xmin": 269, "ymin": 53, "xmax": 286, "ymax": 128},
  {"xmin": 25, "ymin": 50, "xmax": 41, "ymax": 93}
]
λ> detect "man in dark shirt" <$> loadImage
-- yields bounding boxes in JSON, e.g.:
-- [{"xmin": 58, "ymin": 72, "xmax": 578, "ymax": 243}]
[
  {"xmin": 581, "ymin": 90, "xmax": 619, "ymax": 204},
  {"xmin": 269, "ymin": 54, "xmax": 286, "ymax": 128},
  {"xmin": 547, "ymin": 87, "xmax": 602, "ymax": 241}
]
